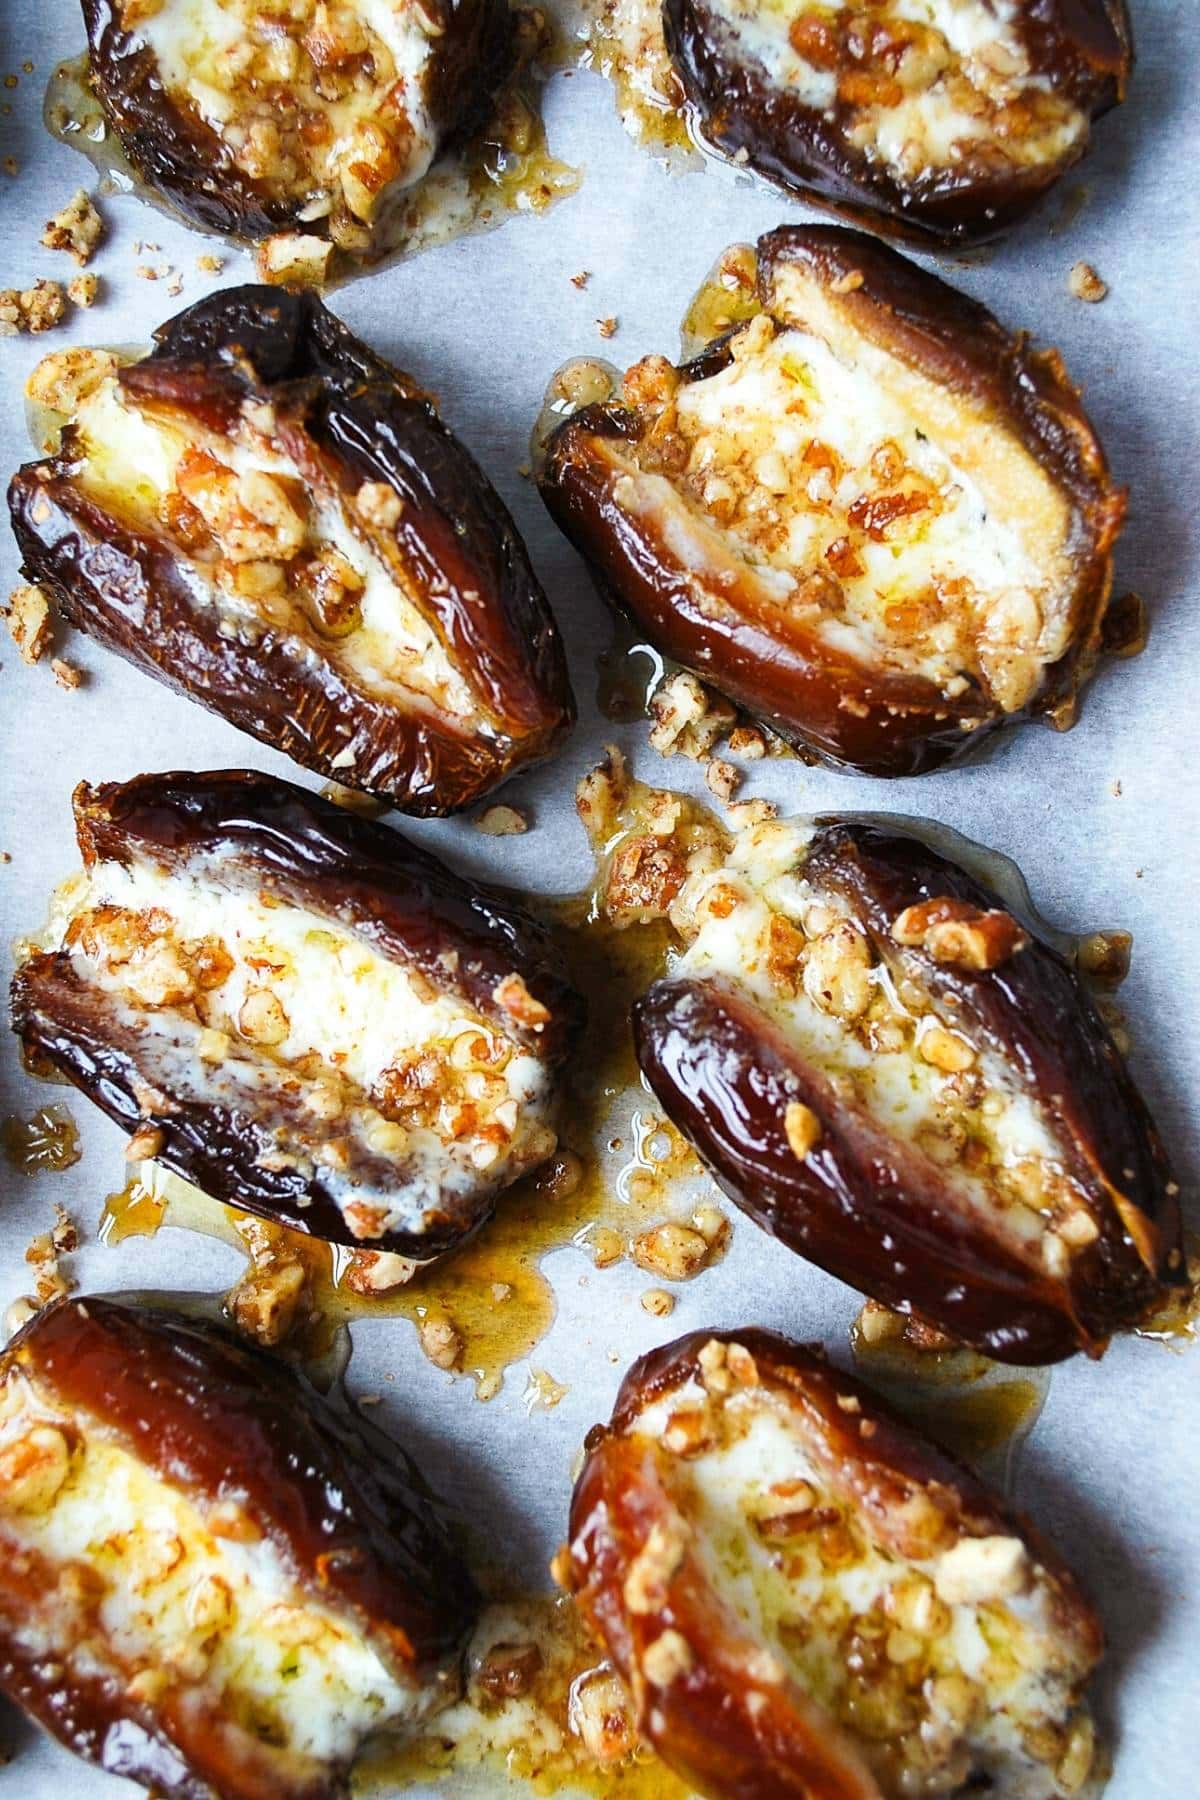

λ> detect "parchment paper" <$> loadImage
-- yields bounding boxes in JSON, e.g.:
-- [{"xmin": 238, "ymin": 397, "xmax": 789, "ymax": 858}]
[{"xmin": 0, "ymin": 2, "xmax": 1197, "ymax": 1793}]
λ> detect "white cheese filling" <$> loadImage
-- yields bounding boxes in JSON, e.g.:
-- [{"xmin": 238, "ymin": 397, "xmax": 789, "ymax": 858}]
[
  {"xmin": 673, "ymin": 817, "xmax": 1080, "ymax": 1254},
  {"xmin": 73, "ymin": 372, "xmax": 479, "ymax": 721},
  {"xmin": 631, "ymin": 1380, "xmax": 1093, "ymax": 1797},
  {"xmin": 138, "ymin": 0, "xmax": 441, "ymax": 213},
  {"xmin": 667, "ymin": 320, "xmax": 1062, "ymax": 708},
  {"xmin": 55, "ymin": 855, "xmax": 554, "ymax": 1230},
  {"xmin": 0, "ymin": 1380, "xmax": 438, "ymax": 1768}
]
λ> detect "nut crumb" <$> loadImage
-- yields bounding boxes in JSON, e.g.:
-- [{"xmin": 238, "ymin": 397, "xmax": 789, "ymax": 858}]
[
  {"xmin": 196, "ymin": 253, "xmax": 225, "ymax": 274},
  {"xmin": 5, "ymin": 584, "xmax": 53, "ymax": 663},
  {"xmin": 51, "ymin": 657, "xmax": 83, "ymax": 690},
  {"xmin": 67, "ymin": 272, "xmax": 99, "ymax": 308},
  {"xmin": 726, "ymin": 725, "xmax": 766, "ymax": 761},
  {"xmin": 640, "ymin": 1287, "xmax": 675, "ymax": 1317},
  {"xmin": 41, "ymin": 189, "xmax": 103, "ymax": 265},
  {"xmin": 571, "ymin": 270, "xmax": 590, "ymax": 288},
  {"xmin": 474, "ymin": 804, "xmax": 528, "ymax": 836},
  {"xmin": 1068, "ymin": 261, "xmax": 1107, "ymax": 303},
  {"xmin": 418, "ymin": 1314, "xmax": 463, "ymax": 1371},
  {"xmin": 0, "ymin": 279, "xmax": 67, "ymax": 336},
  {"xmin": 597, "ymin": 316, "xmax": 618, "ymax": 338},
  {"xmin": 705, "ymin": 758, "xmax": 740, "ymax": 803},
  {"xmin": 784, "ymin": 1100, "xmax": 821, "ymax": 1162}
]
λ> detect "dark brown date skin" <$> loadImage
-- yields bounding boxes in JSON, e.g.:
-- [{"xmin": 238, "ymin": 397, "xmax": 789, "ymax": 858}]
[
  {"xmin": 539, "ymin": 226, "xmax": 1125, "ymax": 778},
  {"xmin": 663, "ymin": 0, "xmax": 1132, "ymax": 245},
  {"xmin": 0, "ymin": 1295, "xmax": 478, "ymax": 1800},
  {"xmin": 82, "ymin": 0, "xmax": 512, "ymax": 243},
  {"xmin": 568, "ymin": 1328, "xmax": 1103, "ymax": 1800},
  {"xmin": 634, "ymin": 821, "xmax": 1183, "ymax": 1363},
  {"xmin": 9, "ymin": 285, "xmax": 575, "ymax": 816},
  {"xmin": 10, "ymin": 770, "xmax": 585, "ymax": 1255}
]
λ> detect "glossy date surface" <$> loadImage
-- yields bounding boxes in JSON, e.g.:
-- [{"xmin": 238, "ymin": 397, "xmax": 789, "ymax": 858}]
[
  {"xmin": 568, "ymin": 1328, "xmax": 1104, "ymax": 1799},
  {"xmin": 0, "ymin": 1294, "xmax": 478, "ymax": 1799},
  {"xmin": 663, "ymin": 0, "xmax": 1132, "ymax": 243},
  {"xmin": 11, "ymin": 769, "xmax": 583, "ymax": 1255},
  {"xmin": 11, "ymin": 285, "xmax": 574, "ymax": 815},
  {"xmin": 540, "ymin": 226, "xmax": 1125, "ymax": 778}
]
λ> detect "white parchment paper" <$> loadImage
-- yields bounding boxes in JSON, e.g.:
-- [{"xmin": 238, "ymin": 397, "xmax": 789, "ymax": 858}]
[{"xmin": 0, "ymin": 1, "xmax": 1197, "ymax": 1793}]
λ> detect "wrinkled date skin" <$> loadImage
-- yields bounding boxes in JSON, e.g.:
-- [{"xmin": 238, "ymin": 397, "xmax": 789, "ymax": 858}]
[
  {"xmin": 82, "ymin": 0, "xmax": 513, "ymax": 245},
  {"xmin": 10, "ymin": 285, "xmax": 574, "ymax": 815},
  {"xmin": 634, "ymin": 821, "xmax": 1183, "ymax": 1363},
  {"xmin": 0, "ymin": 1296, "xmax": 478, "ymax": 1799},
  {"xmin": 662, "ymin": 0, "xmax": 1132, "ymax": 244},
  {"xmin": 540, "ymin": 226, "xmax": 1125, "ymax": 778},
  {"xmin": 568, "ymin": 1328, "xmax": 1104, "ymax": 1799},
  {"xmin": 11, "ymin": 770, "xmax": 585, "ymax": 1255}
]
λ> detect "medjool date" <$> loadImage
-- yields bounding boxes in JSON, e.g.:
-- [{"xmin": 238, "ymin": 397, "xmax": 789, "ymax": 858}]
[
  {"xmin": 539, "ymin": 226, "xmax": 1124, "ymax": 778},
  {"xmin": 11, "ymin": 770, "xmax": 583, "ymax": 1257},
  {"xmin": 11, "ymin": 285, "xmax": 574, "ymax": 815}
]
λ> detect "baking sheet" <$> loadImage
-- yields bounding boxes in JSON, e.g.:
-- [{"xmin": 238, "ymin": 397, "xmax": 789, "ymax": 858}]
[{"xmin": 0, "ymin": 1, "xmax": 1198, "ymax": 1793}]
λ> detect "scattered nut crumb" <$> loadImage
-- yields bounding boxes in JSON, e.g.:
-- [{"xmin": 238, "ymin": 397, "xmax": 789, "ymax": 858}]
[
  {"xmin": 5, "ymin": 584, "xmax": 53, "ymax": 663},
  {"xmin": 704, "ymin": 758, "xmax": 740, "ymax": 803},
  {"xmin": 3, "ymin": 155, "xmax": 18, "ymax": 177},
  {"xmin": 24, "ymin": 1206, "xmax": 79, "ymax": 1307},
  {"xmin": 474, "ymin": 804, "xmax": 528, "ymax": 836},
  {"xmin": 0, "ymin": 279, "xmax": 67, "ymax": 335},
  {"xmin": 255, "ymin": 231, "xmax": 332, "ymax": 288},
  {"xmin": 196, "ymin": 253, "xmax": 225, "ymax": 274},
  {"xmin": 418, "ymin": 1313, "xmax": 463, "ymax": 1371},
  {"xmin": 1069, "ymin": 262, "xmax": 1107, "ymax": 303},
  {"xmin": 596, "ymin": 316, "xmax": 618, "ymax": 339},
  {"xmin": 135, "ymin": 265, "xmax": 159, "ymax": 281},
  {"xmin": 784, "ymin": 1100, "xmax": 822, "ymax": 1162},
  {"xmin": 50, "ymin": 657, "xmax": 83, "ymax": 690},
  {"xmin": 571, "ymin": 270, "xmax": 590, "ymax": 288},
  {"xmin": 649, "ymin": 671, "xmax": 736, "ymax": 761},
  {"xmin": 726, "ymin": 725, "xmax": 766, "ymax": 760},
  {"xmin": 727, "ymin": 798, "xmax": 778, "ymax": 830},
  {"xmin": 67, "ymin": 272, "xmax": 100, "ymax": 308},
  {"xmin": 41, "ymin": 189, "xmax": 103, "ymax": 265},
  {"xmin": 641, "ymin": 1287, "xmax": 675, "ymax": 1317},
  {"xmin": 1110, "ymin": 779, "xmax": 1123, "ymax": 797}
]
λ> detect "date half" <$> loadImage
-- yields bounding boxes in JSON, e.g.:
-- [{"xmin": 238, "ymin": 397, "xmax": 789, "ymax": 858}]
[
  {"xmin": 628, "ymin": 807, "xmax": 1182, "ymax": 1363},
  {"xmin": 82, "ymin": 0, "xmax": 512, "ymax": 260},
  {"xmin": 540, "ymin": 226, "xmax": 1124, "ymax": 777},
  {"xmin": 10, "ymin": 769, "xmax": 584, "ymax": 1256},
  {"xmin": 0, "ymin": 1294, "xmax": 478, "ymax": 1799},
  {"xmin": 568, "ymin": 1328, "xmax": 1104, "ymax": 1799},
  {"xmin": 10, "ymin": 285, "xmax": 574, "ymax": 815},
  {"xmin": 663, "ymin": 0, "xmax": 1132, "ymax": 244}
]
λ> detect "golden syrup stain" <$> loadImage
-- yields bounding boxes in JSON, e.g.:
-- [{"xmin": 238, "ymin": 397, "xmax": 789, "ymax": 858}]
[
  {"xmin": 595, "ymin": 616, "xmax": 664, "ymax": 724},
  {"xmin": 678, "ymin": 241, "xmax": 762, "ymax": 361},
  {"xmin": 850, "ymin": 1315, "xmax": 1050, "ymax": 1493},
  {"xmin": 100, "ymin": 1174, "xmax": 168, "ymax": 1243},
  {"xmin": 2, "ymin": 1104, "xmax": 82, "ymax": 1175},
  {"xmin": 358, "ymin": 1592, "xmax": 693, "ymax": 1799},
  {"xmin": 579, "ymin": 1, "xmax": 696, "ymax": 162},
  {"xmin": 1135, "ymin": 1233, "xmax": 1200, "ymax": 1347}
]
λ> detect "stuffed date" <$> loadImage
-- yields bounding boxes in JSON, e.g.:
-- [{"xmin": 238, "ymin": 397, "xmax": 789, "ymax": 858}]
[
  {"xmin": 10, "ymin": 285, "xmax": 574, "ymax": 815},
  {"xmin": 567, "ymin": 1328, "xmax": 1104, "ymax": 1799},
  {"xmin": 662, "ymin": 0, "xmax": 1132, "ymax": 243},
  {"xmin": 10, "ymin": 770, "xmax": 583, "ymax": 1256},
  {"xmin": 0, "ymin": 1294, "xmax": 478, "ymax": 1798},
  {"xmin": 539, "ymin": 226, "xmax": 1124, "ymax": 778},
  {"xmin": 577, "ymin": 753, "xmax": 1182, "ymax": 1361},
  {"xmin": 81, "ymin": 0, "xmax": 512, "ymax": 274}
]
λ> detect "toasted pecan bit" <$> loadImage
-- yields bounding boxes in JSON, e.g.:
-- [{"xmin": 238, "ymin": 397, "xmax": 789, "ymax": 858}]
[
  {"xmin": 623, "ymin": 1514, "xmax": 690, "ymax": 1614},
  {"xmin": 642, "ymin": 1628, "xmax": 694, "ymax": 1687},
  {"xmin": 571, "ymin": 270, "xmax": 591, "ymax": 288},
  {"xmin": 705, "ymin": 758, "xmax": 741, "ymax": 803},
  {"xmin": 1068, "ymin": 262, "xmax": 1108, "ymax": 303},
  {"xmin": 641, "ymin": 1287, "xmax": 676, "ymax": 1317},
  {"xmin": 892, "ymin": 897, "xmax": 1030, "ymax": 970},
  {"xmin": 51, "ymin": 657, "xmax": 83, "ymax": 690},
  {"xmin": 473, "ymin": 804, "xmax": 529, "ymax": 836},
  {"xmin": 784, "ymin": 1100, "xmax": 822, "ymax": 1162},
  {"xmin": 353, "ymin": 479, "xmax": 403, "ymax": 530},
  {"xmin": 493, "ymin": 972, "xmax": 551, "ymax": 1029},
  {"xmin": 597, "ymin": 316, "xmax": 618, "ymax": 339},
  {"xmin": 5, "ymin": 584, "xmax": 54, "ymax": 663},
  {"xmin": 0, "ymin": 279, "xmax": 67, "ymax": 336},
  {"xmin": 417, "ymin": 1314, "xmax": 463, "ymax": 1371},
  {"xmin": 41, "ymin": 189, "xmax": 103, "ymax": 265},
  {"xmin": 649, "ymin": 671, "xmax": 737, "ymax": 760}
]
